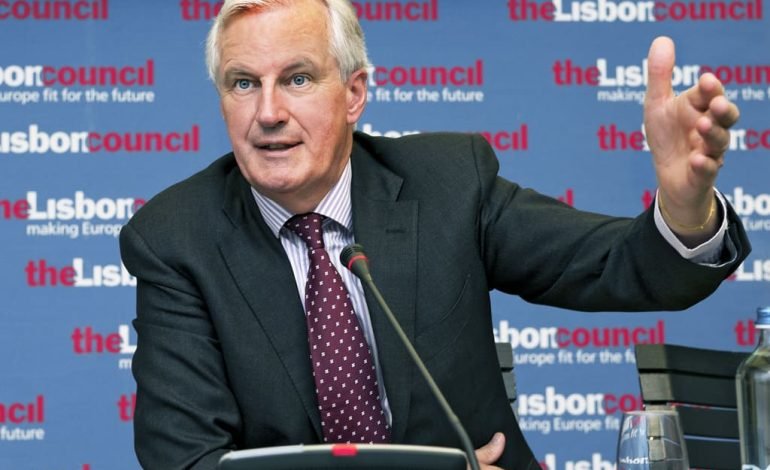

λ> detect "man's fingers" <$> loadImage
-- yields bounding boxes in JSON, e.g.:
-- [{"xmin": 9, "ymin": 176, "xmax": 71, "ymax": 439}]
[
  {"xmin": 696, "ymin": 116, "xmax": 730, "ymax": 158},
  {"xmin": 684, "ymin": 72, "xmax": 724, "ymax": 112},
  {"xmin": 645, "ymin": 36, "xmax": 676, "ymax": 106},
  {"xmin": 709, "ymin": 94, "xmax": 740, "ymax": 128}
]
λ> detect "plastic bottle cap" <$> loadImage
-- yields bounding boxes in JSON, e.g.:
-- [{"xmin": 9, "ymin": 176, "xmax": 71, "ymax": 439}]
[{"xmin": 757, "ymin": 307, "xmax": 770, "ymax": 327}]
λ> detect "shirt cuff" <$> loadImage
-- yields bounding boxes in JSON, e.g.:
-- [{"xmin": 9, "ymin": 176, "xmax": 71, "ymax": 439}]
[{"xmin": 653, "ymin": 189, "xmax": 729, "ymax": 265}]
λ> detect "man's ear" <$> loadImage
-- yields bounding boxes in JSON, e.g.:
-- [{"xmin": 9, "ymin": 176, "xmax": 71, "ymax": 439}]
[{"xmin": 346, "ymin": 68, "xmax": 368, "ymax": 124}]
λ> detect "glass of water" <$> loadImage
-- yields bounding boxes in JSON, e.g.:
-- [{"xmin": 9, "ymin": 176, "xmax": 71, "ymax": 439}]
[{"xmin": 616, "ymin": 409, "xmax": 689, "ymax": 470}]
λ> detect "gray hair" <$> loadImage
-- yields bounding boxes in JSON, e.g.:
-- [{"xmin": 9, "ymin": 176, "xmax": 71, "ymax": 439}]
[{"xmin": 205, "ymin": 0, "xmax": 369, "ymax": 87}]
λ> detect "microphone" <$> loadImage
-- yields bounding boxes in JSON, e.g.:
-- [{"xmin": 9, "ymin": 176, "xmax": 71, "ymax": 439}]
[{"xmin": 340, "ymin": 244, "xmax": 482, "ymax": 470}]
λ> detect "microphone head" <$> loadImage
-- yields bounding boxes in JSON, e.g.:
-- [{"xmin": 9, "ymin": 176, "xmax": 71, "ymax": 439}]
[
  {"xmin": 340, "ymin": 243, "xmax": 366, "ymax": 266},
  {"xmin": 340, "ymin": 244, "xmax": 371, "ymax": 282}
]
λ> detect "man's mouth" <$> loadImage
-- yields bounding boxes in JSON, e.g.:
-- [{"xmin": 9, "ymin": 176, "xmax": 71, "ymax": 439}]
[{"xmin": 256, "ymin": 142, "xmax": 300, "ymax": 151}]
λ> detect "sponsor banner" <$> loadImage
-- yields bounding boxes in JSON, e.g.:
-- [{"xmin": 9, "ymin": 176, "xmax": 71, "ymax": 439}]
[
  {"xmin": 178, "ymin": 0, "xmax": 443, "ymax": 22},
  {"xmin": 179, "ymin": 0, "xmax": 222, "ymax": 20},
  {"xmin": 507, "ymin": 0, "xmax": 763, "ymax": 22},
  {"xmin": 552, "ymin": 58, "xmax": 770, "ymax": 105},
  {"xmin": 72, "ymin": 324, "xmax": 135, "ymax": 370},
  {"xmin": 517, "ymin": 387, "xmax": 641, "ymax": 435},
  {"xmin": 0, "ymin": 60, "xmax": 156, "ymax": 105},
  {"xmin": 24, "ymin": 258, "xmax": 135, "ymax": 287},
  {"xmin": 2, "ymin": 191, "xmax": 143, "ymax": 238},
  {"xmin": 0, "ymin": 0, "xmax": 109, "ymax": 21},
  {"xmin": 540, "ymin": 452, "xmax": 615, "ymax": 470},
  {"xmin": 354, "ymin": 0, "xmax": 439, "ymax": 21},
  {"xmin": 0, "ymin": 124, "xmax": 200, "ymax": 154},
  {"xmin": 360, "ymin": 123, "xmax": 529, "ymax": 152},
  {"xmin": 367, "ymin": 60, "xmax": 485, "ymax": 103},
  {"xmin": 729, "ymin": 258, "xmax": 770, "ymax": 282},
  {"xmin": 494, "ymin": 320, "xmax": 664, "ymax": 367},
  {"xmin": 725, "ymin": 187, "xmax": 770, "ymax": 232},
  {"xmin": 0, "ymin": 395, "xmax": 46, "ymax": 442},
  {"xmin": 596, "ymin": 124, "xmax": 770, "ymax": 152}
]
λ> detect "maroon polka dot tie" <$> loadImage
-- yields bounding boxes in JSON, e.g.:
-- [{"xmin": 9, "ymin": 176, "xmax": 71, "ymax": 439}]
[{"xmin": 286, "ymin": 213, "xmax": 391, "ymax": 444}]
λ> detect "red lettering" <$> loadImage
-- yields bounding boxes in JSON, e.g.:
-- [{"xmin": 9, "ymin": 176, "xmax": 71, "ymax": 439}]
[
  {"xmin": 605, "ymin": 393, "xmax": 643, "ymax": 414},
  {"xmin": 119, "ymin": 67, "xmax": 136, "ymax": 86},
  {"xmin": 0, "ymin": 396, "xmax": 44, "ymax": 423},
  {"xmin": 508, "ymin": 0, "xmax": 555, "ymax": 20},
  {"xmin": 630, "ymin": 327, "xmax": 648, "ymax": 344},
  {"xmin": 132, "ymin": 198, "xmax": 146, "ymax": 212},
  {"xmin": 87, "ymin": 133, "xmax": 101, "ymax": 152},
  {"xmin": 165, "ymin": 132, "xmax": 181, "ymax": 152},
  {"xmin": 0, "ymin": 0, "xmax": 107, "ymax": 19},
  {"xmin": 85, "ymin": 127, "xmax": 200, "ymax": 153},
  {"xmin": 41, "ymin": 66, "xmax": 56, "ymax": 85},
  {"xmin": 597, "ymin": 124, "xmax": 647, "ymax": 151},
  {"xmin": 642, "ymin": 189, "xmax": 655, "ymax": 210},
  {"xmin": 106, "ymin": 333, "xmax": 121, "ymax": 353},
  {"xmin": 9, "ymin": 403, "xmax": 25, "ymax": 423},
  {"xmin": 735, "ymin": 319, "xmax": 757, "ymax": 346},
  {"xmin": 552, "ymin": 60, "xmax": 599, "ymax": 86},
  {"xmin": 557, "ymin": 189, "xmax": 574, "ymax": 207},
  {"xmin": 74, "ymin": 0, "xmax": 90, "ymax": 19},
  {"xmin": 0, "ymin": 198, "xmax": 29, "ymax": 219},
  {"xmin": 572, "ymin": 328, "xmax": 590, "ymax": 347},
  {"xmin": 103, "ymin": 133, "xmax": 121, "ymax": 152},
  {"xmin": 556, "ymin": 328, "xmax": 570, "ymax": 347},
  {"xmin": 61, "ymin": 266, "xmax": 76, "ymax": 286},
  {"xmin": 25, "ymin": 260, "xmax": 75, "ymax": 287},
  {"xmin": 58, "ymin": 67, "xmax": 76, "ymax": 86},
  {"xmin": 479, "ymin": 125, "xmax": 528, "ymax": 152},
  {"xmin": 118, "ymin": 393, "xmax": 136, "ymax": 421},
  {"xmin": 73, "ymin": 327, "xmax": 123, "ymax": 353}
]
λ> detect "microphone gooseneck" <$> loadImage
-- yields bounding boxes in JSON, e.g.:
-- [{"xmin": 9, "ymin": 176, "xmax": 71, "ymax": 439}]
[{"xmin": 340, "ymin": 244, "xmax": 482, "ymax": 470}]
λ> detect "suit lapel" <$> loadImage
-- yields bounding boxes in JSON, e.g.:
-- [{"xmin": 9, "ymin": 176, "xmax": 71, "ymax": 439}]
[
  {"xmin": 350, "ymin": 139, "xmax": 418, "ymax": 443},
  {"xmin": 217, "ymin": 167, "xmax": 323, "ymax": 440},
  {"xmin": 214, "ymin": 140, "xmax": 421, "ymax": 444}
]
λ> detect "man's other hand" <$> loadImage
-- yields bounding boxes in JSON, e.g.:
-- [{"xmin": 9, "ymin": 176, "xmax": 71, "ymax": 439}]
[{"xmin": 472, "ymin": 432, "xmax": 505, "ymax": 470}]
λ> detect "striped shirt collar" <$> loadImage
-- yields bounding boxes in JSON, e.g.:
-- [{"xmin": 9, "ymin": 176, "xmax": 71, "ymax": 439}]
[{"xmin": 250, "ymin": 158, "xmax": 353, "ymax": 238}]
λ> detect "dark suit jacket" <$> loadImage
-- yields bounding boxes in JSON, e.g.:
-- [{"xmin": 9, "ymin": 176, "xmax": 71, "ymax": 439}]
[{"xmin": 120, "ymin": 132, "xmax": 750, "ymax": 470}]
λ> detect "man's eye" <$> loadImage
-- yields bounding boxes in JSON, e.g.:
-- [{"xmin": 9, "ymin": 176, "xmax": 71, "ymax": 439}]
[
  {"xmin": 291, "ymin": 75, "xmax": 308, "ymax": 86},
  {"xmin": 235, "ymin": 79, "xmax": 252, "ymax": 90}
]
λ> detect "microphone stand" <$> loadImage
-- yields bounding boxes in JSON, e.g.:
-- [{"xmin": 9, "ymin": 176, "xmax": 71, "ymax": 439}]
[{"xmin": 342, "ymin": 245, "xmax": 482, "ymax": 470}]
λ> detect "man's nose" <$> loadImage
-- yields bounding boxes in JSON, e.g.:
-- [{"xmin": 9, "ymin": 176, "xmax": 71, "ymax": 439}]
[{"xmin": 255, "ymin": 88, "xmax": 289, "ymax": 128}]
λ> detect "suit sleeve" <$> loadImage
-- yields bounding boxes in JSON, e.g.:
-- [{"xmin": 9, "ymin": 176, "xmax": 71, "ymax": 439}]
[
  {"xmin": 120, "ymin": 222, "xmax": 240, "ymax": 470},
  {"xmin": 470, "ymin": 134, "xmax": 751, "ymax": 311}
]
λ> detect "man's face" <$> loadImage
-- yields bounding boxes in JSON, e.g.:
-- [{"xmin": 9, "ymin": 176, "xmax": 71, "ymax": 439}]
[{"xmin": 218, "ymin": 0, "xmax": 367, "ymax": 213}]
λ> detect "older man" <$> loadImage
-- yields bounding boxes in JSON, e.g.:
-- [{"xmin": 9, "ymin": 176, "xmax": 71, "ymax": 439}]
[{"xmin": 120, "ymin": 0, "xmax": 749, "ymax": 468}]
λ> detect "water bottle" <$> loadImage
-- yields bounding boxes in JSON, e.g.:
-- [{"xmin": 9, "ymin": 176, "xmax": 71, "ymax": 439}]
[{"xmin": 736, "ymin": 306, "xmax": 770, "ymax": 470}]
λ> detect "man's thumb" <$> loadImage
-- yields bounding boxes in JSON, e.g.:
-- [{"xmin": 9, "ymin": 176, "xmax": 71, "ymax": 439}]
[
  {"xmin": 646, "ymin": 36, "xmax": 676, "ymax": 106},
  {"xmin": 474, "ymin": 432, "xmax": 505, "ymax": 465}
]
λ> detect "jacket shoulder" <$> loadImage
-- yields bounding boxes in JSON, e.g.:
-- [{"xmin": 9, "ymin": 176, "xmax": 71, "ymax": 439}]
[
  {"xmin": 353, "ymin": 131, "xmax": 494, "ymax": 176},
  {"xmin": 126, "ymin": 153, "xmax": 239, "ymax": 233}
]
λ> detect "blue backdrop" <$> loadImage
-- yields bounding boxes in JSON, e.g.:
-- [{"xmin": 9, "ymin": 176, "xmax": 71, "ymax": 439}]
[{"xmin": 1, "ymin": 1, "xmax": 768, "ymax": 468}]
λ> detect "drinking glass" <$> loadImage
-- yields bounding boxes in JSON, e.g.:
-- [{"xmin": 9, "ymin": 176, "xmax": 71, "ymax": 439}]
[{"xmin": 616, "ymin": 409, "xmax": 689, "ymax": 470}]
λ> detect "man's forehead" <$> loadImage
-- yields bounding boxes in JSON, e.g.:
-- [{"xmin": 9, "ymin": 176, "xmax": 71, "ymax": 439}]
[
  {"xmin": 221, "ymin": 0, "xmax": 329, "ymax": 31},
  {"xmin": 222, "ymin": 57, "xmax": 317, "ymax": 76},
  {"xmin": 220, "ymin": 3, "xmax": 329, "ymax": 49}
]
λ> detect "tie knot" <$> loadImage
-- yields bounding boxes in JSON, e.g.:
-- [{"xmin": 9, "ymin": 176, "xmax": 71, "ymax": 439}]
[{"xmin": 286, "ymin": 212, "xmax": 325, "ymax": 250}]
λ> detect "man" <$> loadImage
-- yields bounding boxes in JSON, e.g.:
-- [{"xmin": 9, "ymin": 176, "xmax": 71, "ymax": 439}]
[{"xmin": 119, "ymin": 0, "xmax": 749, "ymax": 468}]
